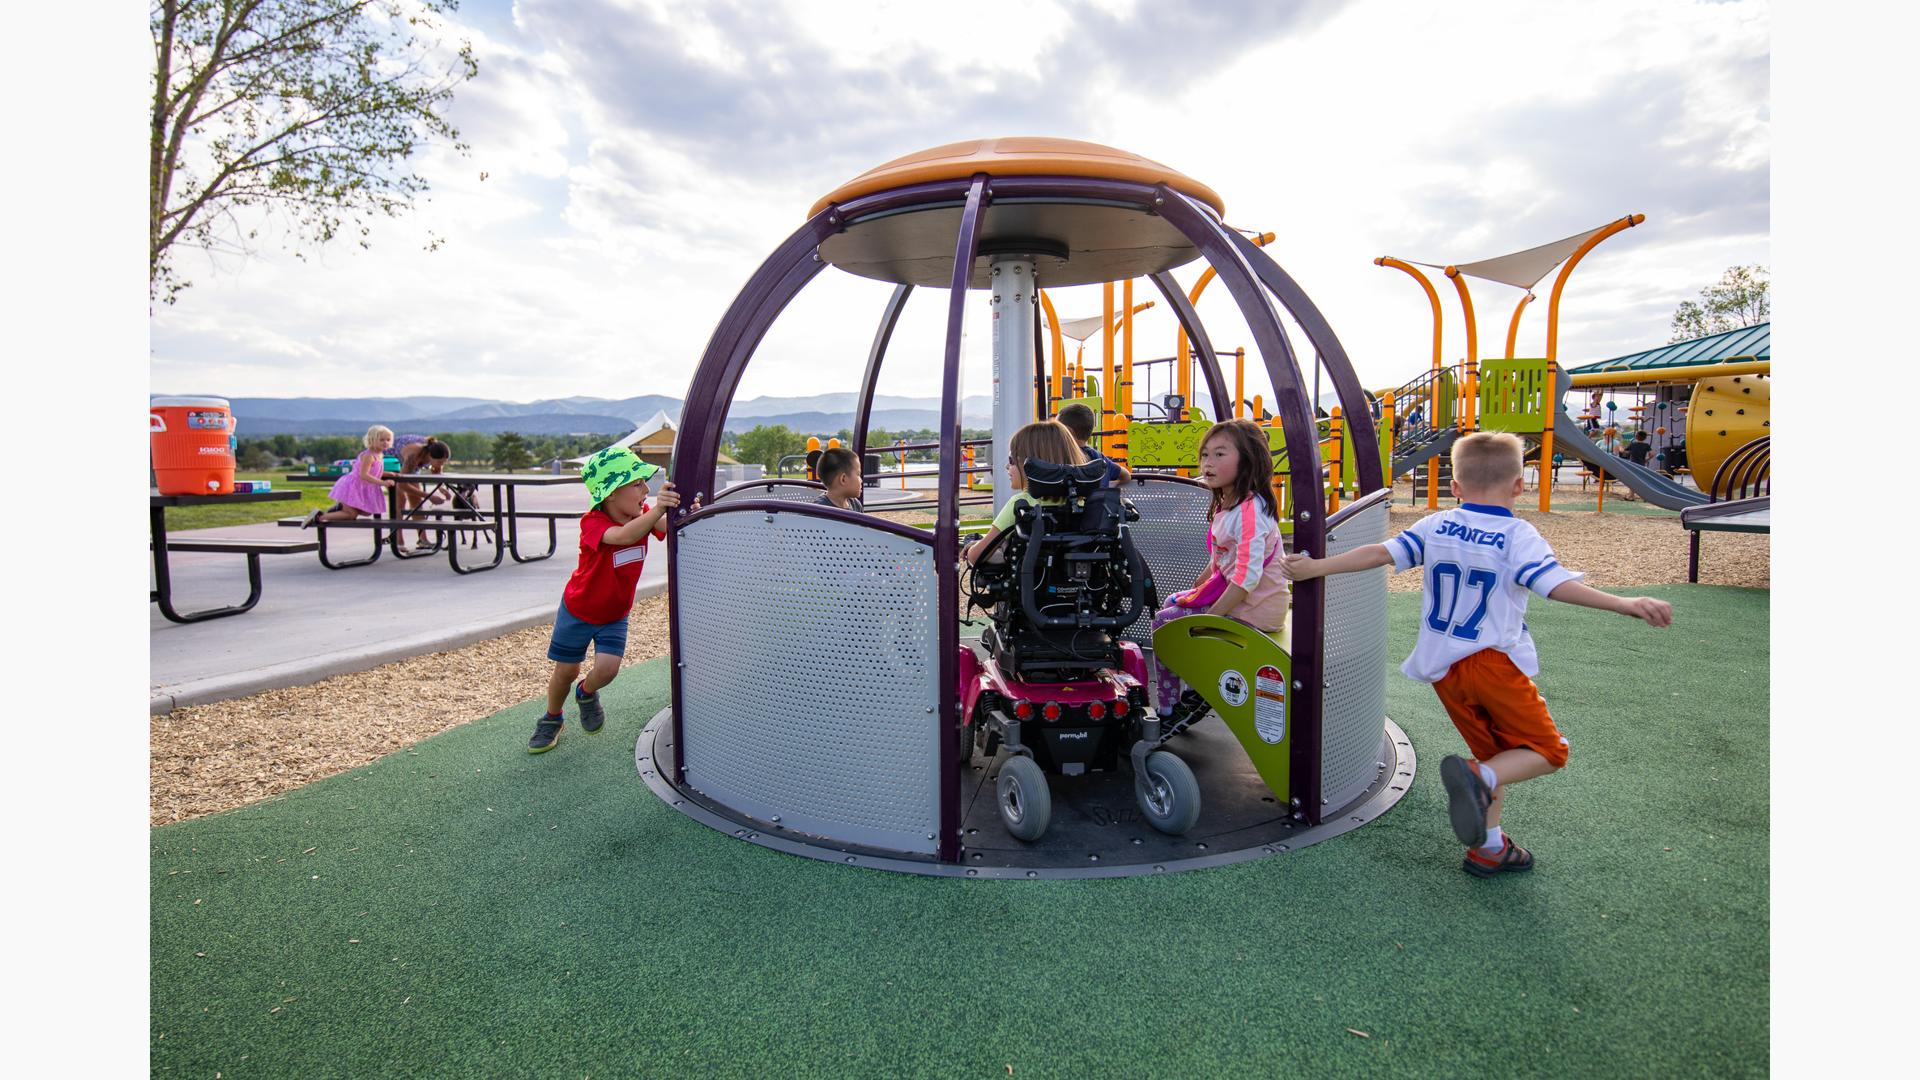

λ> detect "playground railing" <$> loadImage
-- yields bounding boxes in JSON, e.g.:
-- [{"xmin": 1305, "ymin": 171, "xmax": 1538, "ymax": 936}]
[
  {"xmin": 711, "ymin": 478, "xmax": 826, "ymax": 505},
  {"xmin": 674, "ymin": 501, "xmax": 942, "ymax": 855},
  {"xmin": 1114, "ymin": 475, "xmax": 1214, "ymax": 647},
  {"xmin": 1386, "ymin": 366, "xmax": 1458, "ymax": 442},
  {"xmin": 1318, "ymin": 488, "xmax": 1393, "ymax": 813}
]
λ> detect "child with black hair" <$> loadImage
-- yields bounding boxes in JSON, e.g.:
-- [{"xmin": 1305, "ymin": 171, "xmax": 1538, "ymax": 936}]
[
  {"xmin": 813, "ymin": 447, "xmax": 865, "ymax": 511},
  {"xmin": 1150, "ymin": 419, "xmax": 1285, "ymax": 722},
  {"xmin": 1055, "ymin": 402, "xmax": 1130, "ymax": 486}
]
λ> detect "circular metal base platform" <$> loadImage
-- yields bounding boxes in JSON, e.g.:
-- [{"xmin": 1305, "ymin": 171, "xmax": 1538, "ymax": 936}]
[{"xmin": 637, "ymin": 709, "xmax": 1415, "ymax": 879}]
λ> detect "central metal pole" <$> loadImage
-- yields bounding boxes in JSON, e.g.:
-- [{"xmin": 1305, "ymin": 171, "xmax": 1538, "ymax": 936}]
[{"xmin": 990, "ymin": 256, "xmax": 1037, "ymax": 514}]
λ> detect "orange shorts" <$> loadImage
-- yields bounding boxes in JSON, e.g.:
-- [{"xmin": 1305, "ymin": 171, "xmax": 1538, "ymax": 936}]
[{"xmin": 1432, "ymin": 649, "xmax": 1569, "ymax": 768}]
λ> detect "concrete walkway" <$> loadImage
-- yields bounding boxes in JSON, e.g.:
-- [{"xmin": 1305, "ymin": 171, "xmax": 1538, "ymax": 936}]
[{"xmin": 149, "ymin": 483, "xmax": 663, "ymax": 713}]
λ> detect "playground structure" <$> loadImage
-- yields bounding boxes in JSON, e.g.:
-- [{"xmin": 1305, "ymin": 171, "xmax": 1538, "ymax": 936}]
[
  {"xmin": 642, "ymin": 137, "xmax": 1410, "ymax": 877},
  {"xmin": 1372, "ymin": 219, "xmax": 1772, "ymax": 514}
]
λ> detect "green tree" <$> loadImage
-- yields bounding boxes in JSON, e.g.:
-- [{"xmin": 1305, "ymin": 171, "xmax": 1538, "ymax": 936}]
[
  {"xmin": 1669, "ymin": 265, "xmax": 1769, "ymax": 343},
  {"xmin": 734, "ymin": 424, "xmax": 806, "ymax": 470},
  {"xmin": 304, "ymin": 435, "xmax": 358, "ymax": 463},
  {"xmin": 238, "ymin": 441, "xmax": 276, "ymax": 470},
  {"xmin": 435, "ymin": 431, "xmax": 489, "ymax": 463},
  {"xmin": 269, "ymin": 433, "xmax": 299, "ymax": 459},
  {"xmin": 150, "ymin": 1, "xmax": 479, "ymax": 302},
  {"xmin": 491, "ymin": 431, "xmax": 533, "ymax": 472}
]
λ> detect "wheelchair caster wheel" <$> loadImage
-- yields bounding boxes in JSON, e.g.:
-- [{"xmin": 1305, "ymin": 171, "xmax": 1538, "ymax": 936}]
[
  {"xmin": 996, "ymin": 755, "xmax": 1051, "ymax": 841},
  {"xmin": 1136, "ymin": 750, "xmax": 1201, "ymax": 835}
]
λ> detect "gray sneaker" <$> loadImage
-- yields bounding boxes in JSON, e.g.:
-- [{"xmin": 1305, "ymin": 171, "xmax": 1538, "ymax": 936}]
[{"xmin": 576, "ymin": 685, "xmax": 605, "ymax": 734}]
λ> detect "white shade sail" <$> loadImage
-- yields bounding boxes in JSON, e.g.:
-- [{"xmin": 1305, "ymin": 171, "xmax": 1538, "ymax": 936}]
[{"xmin": 1409, "ymin": 221, "xmax": 1612, "ymax": 290}]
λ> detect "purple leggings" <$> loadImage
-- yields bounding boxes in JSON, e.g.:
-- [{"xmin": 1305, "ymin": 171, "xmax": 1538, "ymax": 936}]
[{"xmin": 1150, "ymin": 599, "xmax": 1207, "ymax": 711}]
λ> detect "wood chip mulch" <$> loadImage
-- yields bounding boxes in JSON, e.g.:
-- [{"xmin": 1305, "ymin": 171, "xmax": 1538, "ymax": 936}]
[{"xmin": 151, "ymin": 485, "xmax": 1766, "ymax": 826}]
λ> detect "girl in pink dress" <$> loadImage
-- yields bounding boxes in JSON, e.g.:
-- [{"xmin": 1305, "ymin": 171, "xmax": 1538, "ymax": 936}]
[{"xmin": 305, "ymin": 425, "xmax": 396, "ymax": 526}]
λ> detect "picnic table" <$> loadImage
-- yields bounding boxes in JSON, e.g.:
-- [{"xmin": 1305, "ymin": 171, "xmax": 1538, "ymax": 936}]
[
  {"xmin": 152, "ymin": 489, "xmax": 311, "ymax": 623},
  {"xmin": 281, "ymin": 471, "xmax": 584, "ymax": 574},
  {"xmin": 1678, "ymin": 495, "xmax": 1769, "ymax": 583}
]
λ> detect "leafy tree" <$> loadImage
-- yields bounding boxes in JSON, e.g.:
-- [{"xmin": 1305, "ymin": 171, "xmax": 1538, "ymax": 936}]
[
  {"xmin": 150, "ymin": 1, "xmax": 479, "ymax": 302},
  {"xmin": 1669, "ymin": 265, "xmax": 1769, "ymax": 343},
  {"xmin": 434, "ymin": 431, "xmax": 489, "ymax": 463},
  {"xmin": 491, "ymin": 432, "xmax": 533, "ymax": 472},
  {"xmin": 238, "ymin": 442, "xmax": 276, "ymax": 470},
  {"xmin": 269, "ymin": 433, "xmax": 299, "ymax": 459},
  {"xmin": 734, "ymin": 424, "xmax": 807, "ymax": 471},
  {"xmin": 304, "ymin": 435, "xmax": 359, "ymax": 463}
]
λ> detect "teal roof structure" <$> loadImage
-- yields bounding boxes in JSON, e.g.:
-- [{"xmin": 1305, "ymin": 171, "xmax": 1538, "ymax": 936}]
[{"xmin": 1567, "ymin": 322, "xmax": 1768, "ymax": 375}]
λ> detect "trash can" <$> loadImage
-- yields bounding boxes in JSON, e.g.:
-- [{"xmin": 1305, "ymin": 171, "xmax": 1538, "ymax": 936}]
[{"xmin": 151, "ymin": 396, "xmax": 235, "ymax": 495}]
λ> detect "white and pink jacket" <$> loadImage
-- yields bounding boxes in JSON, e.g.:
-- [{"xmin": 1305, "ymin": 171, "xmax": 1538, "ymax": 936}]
[{"xmin": 1169, "ymin": 497, "xmax": 1288, "ymax": 633}]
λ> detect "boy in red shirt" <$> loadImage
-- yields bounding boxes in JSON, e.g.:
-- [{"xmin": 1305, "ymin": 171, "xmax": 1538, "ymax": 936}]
[{"xmin": 530, "ymin": 447, "xmax": 678, "ymax": 753}]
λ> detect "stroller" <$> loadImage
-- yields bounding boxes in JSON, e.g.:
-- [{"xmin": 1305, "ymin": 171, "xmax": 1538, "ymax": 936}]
[
  {"xmin": 397, "ymin": 480, "xmax": 486, "ymax": 551},
  {"xmin": 961, "ymin": 458, "xmax": 1202, "ymax": 841}
]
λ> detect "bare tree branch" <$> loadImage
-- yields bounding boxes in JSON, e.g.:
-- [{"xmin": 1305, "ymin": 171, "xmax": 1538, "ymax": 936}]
[{"xmin": 150, "ymin": 0, "xmax": 476, "ymax": 302}]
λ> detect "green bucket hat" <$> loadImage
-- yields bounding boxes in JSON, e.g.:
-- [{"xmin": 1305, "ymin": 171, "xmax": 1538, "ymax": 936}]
[{"xmin": 580, "ymin": 446, "xmax": 660, "ymax": 507}]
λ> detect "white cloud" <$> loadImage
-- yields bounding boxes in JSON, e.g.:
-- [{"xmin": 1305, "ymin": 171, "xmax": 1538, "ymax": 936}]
[{"xmin": 151, "ymin": 0, "xmax": 1769, "ymax": 408}]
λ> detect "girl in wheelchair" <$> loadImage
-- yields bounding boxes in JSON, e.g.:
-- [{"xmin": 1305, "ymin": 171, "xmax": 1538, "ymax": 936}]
[{"xmin": 964, "ymin": 419, "xmax": 1085, "ymax": 565}]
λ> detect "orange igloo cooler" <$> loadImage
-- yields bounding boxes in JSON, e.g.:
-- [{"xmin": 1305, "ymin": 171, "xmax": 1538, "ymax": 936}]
[{"xmin": 151, "ymin": 396, "xmax": 236, "ymax": 495}]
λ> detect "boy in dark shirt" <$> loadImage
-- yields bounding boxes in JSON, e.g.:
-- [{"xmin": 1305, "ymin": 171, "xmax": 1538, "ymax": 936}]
[
  {"xmin": 1056, "ymin": 402, "xmax": 1130, "ymax": 485},
  {"xmin": 529, "ymin": 447, "xmax": 678, "ymax": 753},
  {"xmin": 813, "ymin": 447, "xmax": 865, "ymax": 511},
  {"xmin": 1622, "ymin": 430, "xmax": 1653, "ymax": 466}
]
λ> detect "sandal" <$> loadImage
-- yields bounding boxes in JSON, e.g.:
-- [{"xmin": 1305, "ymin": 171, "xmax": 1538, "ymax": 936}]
[
  {"xmin": 1463, "ymin": 836, "xmax": 1534, "ymax": 877},
  {"xmin": 1440, "ymin": 755, "xmax": 1492, "ymax": 848}
]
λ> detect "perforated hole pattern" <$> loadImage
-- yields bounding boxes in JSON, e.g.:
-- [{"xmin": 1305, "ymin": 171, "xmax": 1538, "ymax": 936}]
[
  {"xmin": 710, "ymin": 481, "xmax": 824, "ymax": 505},
  {"xmin": 676, "ymin": 509, "xmax": 941, "ymax": 853},
  {"xmin": 1320, "ymin": 500, "xmax": 1390, "ymax": 811},
  {"xmin": 1117, "ymin": 481, "xmax": 1214, "ymax": 644}
]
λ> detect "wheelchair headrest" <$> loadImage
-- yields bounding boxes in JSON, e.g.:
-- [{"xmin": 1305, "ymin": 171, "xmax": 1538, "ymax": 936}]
[{"xmin": 1022, "ymin": 457, "xmax": 1108, "ymax": 500}]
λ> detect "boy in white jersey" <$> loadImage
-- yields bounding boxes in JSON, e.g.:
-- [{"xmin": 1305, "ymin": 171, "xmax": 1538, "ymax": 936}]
[{"xmin": 1281, "ymin": 432, "xmax": 1672, "ymax": 877}]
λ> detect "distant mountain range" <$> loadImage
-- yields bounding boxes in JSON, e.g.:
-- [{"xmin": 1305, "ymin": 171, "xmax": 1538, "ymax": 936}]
[{"xmin": 189, "ymin": 393, "xmax": 1002, "ymax": 437}]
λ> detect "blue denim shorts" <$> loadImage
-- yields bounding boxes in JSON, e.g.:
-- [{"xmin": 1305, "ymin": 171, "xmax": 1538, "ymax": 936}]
[{"xmin": 547, "ymin": 602, "xmax": 628, "ymax": 663}]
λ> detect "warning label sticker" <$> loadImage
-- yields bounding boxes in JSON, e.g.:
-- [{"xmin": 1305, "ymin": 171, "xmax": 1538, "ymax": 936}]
[
  {"xmin": 1217, "ymin": 669, "xmax": 1248, "ymax": 708},
  {"xmin": 1254, "ymin": 664, "xmax": 1287, "ymax": 744}
]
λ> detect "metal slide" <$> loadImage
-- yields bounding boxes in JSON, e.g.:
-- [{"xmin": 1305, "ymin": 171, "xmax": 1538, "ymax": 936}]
[
  {"xmin": 1548, "ymin": 368, "xmax": 1707, "ymax": 510},
  {"xmin": 1391, "ymin": 426, "xmax": 1459, "ymax": 478}
]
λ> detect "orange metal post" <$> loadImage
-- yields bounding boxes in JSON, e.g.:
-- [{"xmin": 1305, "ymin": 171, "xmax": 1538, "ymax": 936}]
[
  {"xmin": 1102, "ymin": 281, "xmax": 1117, "ymax": 431},
  {"xmin": 1177, "ymin": 233, "xmax": 1273, "ymax": 413},
  {"xmin": 1504, "ymin": 292, "xmax": 1535, "ymax": 359},
  {"xmin": 1541, "ymin": 213, "xmax": 1644, "ymax": 511},
  {"xmin": 1444, "ymin": 266, "xmax": 1479, "ymax": 434},
  {"xmin": 1382, "ymin": 390, "xmax": 1397, "ymax": 472},
  {"xmin": 1234, "ymin": 347, "xmax": 1245, "ymax": 418},
  {"xmin": 1328, "ymin": 406, "xmax": 1344, "ymax": 513},
  {"xmin": 1375, "ymin": 256, "xmax": 1444, "ymax": 508},
  {"xmin": 1122, "ymin": 278, "xmax": 1135, "ymax": 421},
  {"xmin": 1040, "ymin": 289, "xmax": 1067, "ymax": 403}
]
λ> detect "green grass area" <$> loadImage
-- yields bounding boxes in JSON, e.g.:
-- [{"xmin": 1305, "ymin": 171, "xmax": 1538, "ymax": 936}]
[
  {"xmin": 162, "ymin": 473, "xmax": 337, "ymax": 530},
  {"xmin": 151, "ymin": 585, "xmax": 1767, "ymax": 1077}
]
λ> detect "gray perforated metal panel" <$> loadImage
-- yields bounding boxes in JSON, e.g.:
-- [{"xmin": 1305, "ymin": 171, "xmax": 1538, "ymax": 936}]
[
  {"xmin": 711, "ymin": 481, "xmax": 825, "ymax": 505},
  {"xmin": 1118, "ymin": 479, "xmax": 1214, "ymax": 644},
  {"xmin": 1319, "ymin": 499, "xmax": 1391, "ymax": 812},
  {"xmin": 676, "ymin": 509, "xmax": 941, "ymax": 853}
]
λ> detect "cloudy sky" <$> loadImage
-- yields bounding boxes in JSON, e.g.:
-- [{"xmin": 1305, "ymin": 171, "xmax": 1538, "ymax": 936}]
[{"xmin": 148, "ymin": 0, "xmax": 1770, "ymax": 408}]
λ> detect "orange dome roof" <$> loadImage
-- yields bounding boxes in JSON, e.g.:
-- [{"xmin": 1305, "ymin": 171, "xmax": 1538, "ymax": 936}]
[{"xmin": 809, "ymin": 136, "xmax": 1225, "ymax": 218}]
